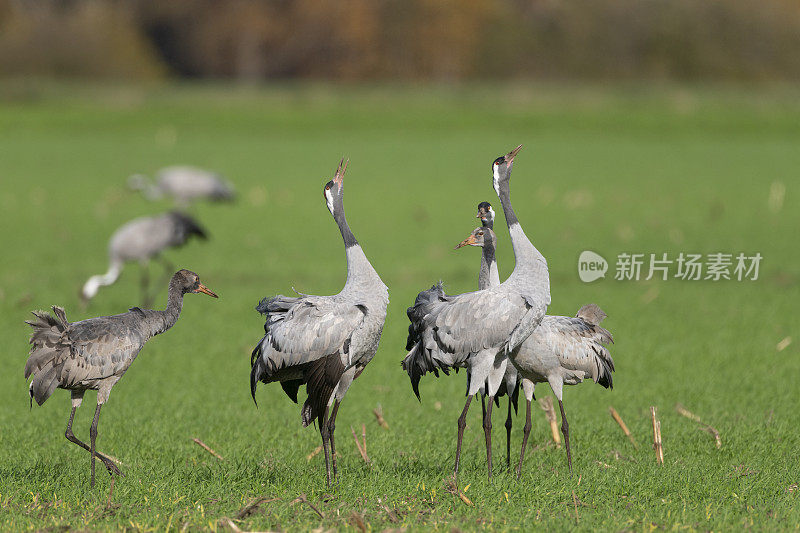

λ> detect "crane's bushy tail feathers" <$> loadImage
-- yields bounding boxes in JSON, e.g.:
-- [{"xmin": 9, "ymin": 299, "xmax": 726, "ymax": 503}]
[
  {"xmin": 250, "ymin": 339, "xmax": 265, "ymax": 407},
  {"xmin": 250, "ymin": 319, "xmax": 344, "ymax": 427},
  {"xmin": 510, "ymin": 380, "xmax": 520, "ymax": 413},
  {"xmin": 577, "ymin": 303, "xmax": 615, "ymax": 389},
  {"xmin": 281, "ymin": 380, "xmax": 302, "ymax": 403},
  {"xmin": 403, "ymin": 282, "xmax": 466, "ymax": 400},
  {"xmin": 25, "ymin": 306, "xmax": 71, "ymax": 406},
  {"xmin": 301, "ymin": 352, "xmax": 343, "ymax": 427},
  {"xmin": 405, "ymin": 282, "xmax": 445, "ymax": 351},
  {"xmin": 594, "ymin": 345, "xmax": 615, "ymax": 389},
  {"xmin": 171, "ymin": 211, "xmax": 208, "ymax": 240},
  {"xmin": 211, "ymin": 177, "xmax": 236, "ymax": 201}
]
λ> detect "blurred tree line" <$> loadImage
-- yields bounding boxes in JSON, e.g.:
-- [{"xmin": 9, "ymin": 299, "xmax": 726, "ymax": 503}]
[{"xmin": 1, "ymin": 0, "xmax": 799, "ymax": 82}]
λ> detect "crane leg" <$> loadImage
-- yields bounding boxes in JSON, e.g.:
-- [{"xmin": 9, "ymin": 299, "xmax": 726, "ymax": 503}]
[
  {"xmin": 327, "ymin": 400, "xmax": 341, "ymax": 480},
  {"xmin": 483, "ymin": 395, "xmax": 494, "ymax": 480},
  {"xmin": 453, "ymin": 395, "xmax": 473, "ymax": 477},
  {"xmin": 558, "ymin": 399, "xmax": 572, "ymax": 475},
  {"xmin": 64, "ymin": 407, "xmax": 122, "ymax": 477},
  {"xmin": 505, "ymin": 397, "xmax": 513, "ymax": 470},
  {"xmin": 89, "ymin": 404, "xmax": 104, "ymax": 488},
  {"xmin": 319, "ymin": 406, "xmax": 332, "ymax": 487},
  {"xmin": 516, "ymin": 399, "xmax": 532, "ymax": 479}
]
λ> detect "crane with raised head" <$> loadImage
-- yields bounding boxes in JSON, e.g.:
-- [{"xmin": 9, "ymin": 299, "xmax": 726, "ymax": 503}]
[
  {"xmin": 403, "ymin": 145, "xmax": 550, "ymax": 479},
  {"xmin": 456, "ymin": 222, "xmax": 615, "ymax": 476},
  {"xmin": 250, "ymin": 159, "xmax": 389, "ymax": 486}
]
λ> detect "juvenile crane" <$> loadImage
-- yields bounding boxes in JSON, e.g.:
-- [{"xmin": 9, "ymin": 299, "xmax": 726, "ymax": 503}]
[
  {"xmin": 81, "ymin": 211, "xmax": 207, "ymax": 307},
  {"xmin": 403, "ymin": 145, "xmax": 550, "ymax": 478},
  {"xmin": 129, "ymin": 166, "xmax": 235, "ymax": 206},
  {"xmin": 25, "ymin": 269, "xmax": 218, "ymax": 487},
  {"xmin": 456, "ymin": 223, "xmax": 615, "ymax": 476},
  {"xmin": 250, "ymin": 159, "xmax": 389, "ymax": 485}
]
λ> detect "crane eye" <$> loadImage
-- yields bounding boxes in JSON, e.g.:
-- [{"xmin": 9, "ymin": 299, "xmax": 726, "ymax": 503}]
[
  {"xmin": 477, "ymin": 231, "xmax": 483, "ymax": 236},
  {"xmin": 325, "ymin": 185, "xmax": 330, "ymax": 190}
]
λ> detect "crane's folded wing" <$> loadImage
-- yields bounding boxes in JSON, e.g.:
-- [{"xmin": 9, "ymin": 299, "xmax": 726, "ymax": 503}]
[
  {"xmin": 58, "ymin": 319, "xmax": 144, "ymax": 386},
  {"xmin": 422, "ymin": 289, "xmax": 540, "ymax": 355},
  {"xmin": 530, "ymin": 316, "xmax": 615, "ymax": 386},
  {"xmin": 256, "ymin": 294, "xmax": 367, "ymax": 369}
]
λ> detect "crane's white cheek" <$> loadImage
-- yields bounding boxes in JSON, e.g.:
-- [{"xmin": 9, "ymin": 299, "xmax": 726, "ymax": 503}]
[
  {"xmin": 489, "ymin": 206, "xmax": 496, "ymax": 221},
  {"xmin": 325, "ymin": 189, "xmax": 334, "ymax": 214},
  {"xmin": 492, "ymin": 165, "xmax": 501, "ymax": 195}
]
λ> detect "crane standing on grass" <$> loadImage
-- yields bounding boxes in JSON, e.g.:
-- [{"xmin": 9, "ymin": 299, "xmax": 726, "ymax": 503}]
[
  {"xmin": 128, "ymin": 166, "xmax": 235, "ymax": 207},
  {"xmin": 81, "ymin": 211, "xmax": 207, "ymax": 307},
  {"xmin": 25, "ymin": 269, "xmax": 218, "ymax": 487},
  {"xmin": 456, "ymin": 219, "xmax": 615, "ymax": 476},
  {"xmin": 250, "ymin": 159, "xmax": 389, "ymax": 486},
  {"xmin": 403, "ymin": 145, "xmax": 551, "ymax": 479},
  {"xmin": 455, "ymin": 202, "xmax": 534, "ymax": 471}
]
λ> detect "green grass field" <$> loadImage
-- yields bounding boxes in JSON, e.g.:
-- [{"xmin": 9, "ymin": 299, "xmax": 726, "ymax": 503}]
[{"xmin": 0, "ymin": 82, "xmax": 798, "ymax": 531}]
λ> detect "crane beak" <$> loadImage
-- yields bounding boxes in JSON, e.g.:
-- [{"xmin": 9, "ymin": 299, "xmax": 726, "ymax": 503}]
[
  {"xmin": 506, "ymin": 144, "xmax": 523, "ymax": 162},
  {"xmin": 333, "ymin": 157, "xmax": 349, "ymax": 186},
  {"xmin": 455, "ymin": 234, "xmax": 478, "ymax": 249},
  {"xmin": 195, "ymin": 283, "xmax": 219, "ymax": 298}
]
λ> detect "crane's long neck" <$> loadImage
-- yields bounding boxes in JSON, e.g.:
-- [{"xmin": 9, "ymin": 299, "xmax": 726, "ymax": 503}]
[
  {"xmin": 496, "ymin": 173, "xmax": 550, "ymax": 311},
  {"xmin": 337, "ymin": 216, "xmax": 386, "ymax": 297},
  {"xmin": 143, "ymin": 281, "xmax": 184, "ymax": 338},
  {"xmin": 497, "ymin": 180, "xmax": 542, "ymax": 271},
  {"xmin": 334, "ymin": 209, "xmax": 358, "ymax": 249},
  {"xmin": 81, "ymin": 258, "xmax": 123, "ymax": 299},
  {"xmin": 478, "ymin": 240, "xmax": 500, "ymax": 289}
]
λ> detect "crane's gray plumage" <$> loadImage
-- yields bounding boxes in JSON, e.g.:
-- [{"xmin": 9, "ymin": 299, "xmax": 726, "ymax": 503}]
[
  {"xmin": 511, "ymin": 303, "xmax": 614, "ymax": 475},
  {"xmin": 81, "ymin": 211, "xmax": 207, "ymax": 305},
  {"xmin": 25, "ymin": 269, "xmax": 218, "ymax": 487},
  {"xmin": 129, "ymin": 166, "xmax": 235, "ymax": 206},
  {"xmin": 457, "ymin": 206, "xmax": 532, "ymax": 469},
  {"xmin": 457, "ymin": 218, "xmax": 615, "ymax": 476},
  {"xmin": 250, "ymin": 159, "xmax": 388, "ymax": 485},
  {"xmin": 514, "ymin": 305, "xmax": 614, "ymax": 394},
  {"xmin": 402, "ymin": 145, "xmax": 550, "ymax": 478}
]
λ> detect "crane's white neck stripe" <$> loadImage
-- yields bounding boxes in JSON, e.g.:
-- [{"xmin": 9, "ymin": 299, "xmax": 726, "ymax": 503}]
[
  {"xmin": 325, "ymin": 189, "xmax": 334, "ymax": 214},
  {"xmin": 492, "ymin": 165, "xmax": 501, "ymax": 196}
]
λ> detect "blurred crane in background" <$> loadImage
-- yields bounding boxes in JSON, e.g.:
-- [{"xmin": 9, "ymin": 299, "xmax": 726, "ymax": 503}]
[
  {"xmin": 81, "ymin": 211, "xmax": 207, "ymax": 307},
  {"xmin": 128, "ymin": 166, "xmax": 235, "ymax": 207}
]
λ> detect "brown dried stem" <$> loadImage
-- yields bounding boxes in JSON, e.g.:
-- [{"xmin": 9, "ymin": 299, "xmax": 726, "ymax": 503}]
[
  {"xmin": 351, "ymin": 426, "xmax": 370, "ymax": 463},
  {"xmin": 540, "ymin": 397, "xmax": 561, "ymax": 448},
  {"xmin": 192, "ymin": 438, "xmax": 224, "ymax": 461},
  {"xmin": 675, "ymin": 403, "xmax": 721, "ymax": 448},
  {"xmin": 373, "ymin": 406, "xmax": 389, "ymax": 429},
  {"xmin": 609, "ymin": 406, "xmax": 638, "ymax": 449},
  {"xmin": 306, "ymin": 445, "xmax": 322, "ymax": 462},
  {"xmin": 651, "ymin": 406, "xmax": 664, "ymax": 464}
]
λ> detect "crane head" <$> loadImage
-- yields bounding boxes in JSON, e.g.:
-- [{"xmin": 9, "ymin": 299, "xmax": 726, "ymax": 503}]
[
  {"xmin": 173, "ymin": 269, "xmax": 219, "ymax": 298},
  {"xmin": 455, "ymin": 226, "xmax": 495, "ymax": 250},
  {"xmin": 492, "ymin": 144, "xmax": 523, "ymax": 195},
  {"xmin": 323, "ymin": 157, "xmax": 349, "ymax": 216},
  {"xmin": 476, "ymin": 201, "xmax": 495, "ymax": 228}
]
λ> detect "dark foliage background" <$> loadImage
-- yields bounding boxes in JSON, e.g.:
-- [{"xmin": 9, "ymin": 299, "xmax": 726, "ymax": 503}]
[{"xmin": 2, "ymin": 0, "xmax": 799, "ymax": 81}]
